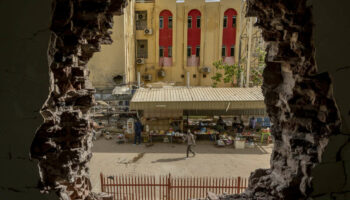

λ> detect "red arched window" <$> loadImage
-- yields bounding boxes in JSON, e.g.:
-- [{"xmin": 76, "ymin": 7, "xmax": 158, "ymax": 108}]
[
  {"xmin": 159, "ymin": 10, "xmax": 173, "ymax": 67},
  {"xmin": 222, "ymin": 8, "xmax": 237, "ymax": 65},
  {"xmin": 187, "ymin": 9, "xmax": 201, "ymax": 66}
]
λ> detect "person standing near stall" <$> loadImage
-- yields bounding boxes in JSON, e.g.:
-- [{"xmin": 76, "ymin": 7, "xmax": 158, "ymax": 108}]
[
  {"xmin": 232, "ymin": 117, "xmax": 239, "ymax": 132},
  {"xmin": 217, "ymin": 116, "xmax": 226, "ymax": 133},
  {"xmin": 238, "ymin": 117, "xmax": 244, "ymax": 133},
  {"xmin": 134, "ymin": 118, "xmax": 143, "ymax": 145},
  {"xmin": 249, "ymin": 116, "xmax": 257, "ymax": 130}
]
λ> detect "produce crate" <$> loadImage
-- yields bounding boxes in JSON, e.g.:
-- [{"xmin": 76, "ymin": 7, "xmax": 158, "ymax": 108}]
[{"xmin": 234, "ymin": 140, "xmax": 245, "ymax": 149}]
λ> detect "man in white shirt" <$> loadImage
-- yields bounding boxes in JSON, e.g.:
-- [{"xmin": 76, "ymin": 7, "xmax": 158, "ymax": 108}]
[{"xmin": 185, "ymin": 129, "xmax": 196, "ymax": 158}]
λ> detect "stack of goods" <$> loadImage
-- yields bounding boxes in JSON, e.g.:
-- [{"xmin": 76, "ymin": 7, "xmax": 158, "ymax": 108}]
[
  {"xmin": 149, "ymin": 130, "xmax": 158, "ymax": 135},
  {"xmin": 207, "ymin": 128, "xmax": 218, "ymax": 135},
  {"xmin": 174, "ymin": 132, "xmax": 184, "ymax": 137},
  {"xmin": 194, "ymin": 128, "xmax": 218, "ymax": 135},
  {"xmin": 234, "ymin": 137, "xmax": 245, "ymax": 149},
  {"xmin": 104, "ymin": 132, "xmax": 113, "ymax": 140},
  {"xmin": 173, "ymin": 132, "xmax": 185, "ymax": 143},
  {"xmin": 163, "ymin": 137, "xmax": 169, "ymax": 143},
  {"xmin": 216, "ymin": 139, "xmax": 225, "ymax": 146},
  {"xmin": 241, "ymin": 131, "xmax": 254, "ymax": 137},
  {"xmin": 116, "ymin": 134, "xmax": 126, "ymax": 144},
  {"xmin": 245, "ymin": 141, "xmax": 255, "ymax": 148},
  {"xmin": 236, "ymin": 132, "xmax": 256, "ymax": 148},
  {"xmin": 216, "ymin": 134, "xmax": 234, "ymax": 146},
  {"xmin": 166, "ymin": 128, "xmax": 175, "ymax": 136}
]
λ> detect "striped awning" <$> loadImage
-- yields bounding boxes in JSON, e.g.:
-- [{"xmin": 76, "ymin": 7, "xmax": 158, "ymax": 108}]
[{"xmin": 130, "ymin": 87, "xmax": 265, "ymax": 111}]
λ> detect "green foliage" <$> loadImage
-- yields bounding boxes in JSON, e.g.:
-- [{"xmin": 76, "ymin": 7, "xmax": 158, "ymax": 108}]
[
  {"xmin": 211, "ymin": 60, "xmax": 242, "ymax": 87},
  {"xmin": 250, "ymin": 47, "xmax": 266, "ymax": 86},
  {"xmin": 211, "ymin": 47, "xmax": 266, "ymax": 87},
  {"xmin": 257, "ymin": 47, "xmax": 266, "ymax": 64},
  {"xmin": 251, "ymin": 67, "xmax": 264, "ymax": 86}
]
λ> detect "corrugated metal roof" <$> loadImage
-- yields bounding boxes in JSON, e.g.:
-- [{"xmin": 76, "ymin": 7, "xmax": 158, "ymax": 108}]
[{"xmin": 131, "ymin": 87, "xmax": 264, "ymax": 102}]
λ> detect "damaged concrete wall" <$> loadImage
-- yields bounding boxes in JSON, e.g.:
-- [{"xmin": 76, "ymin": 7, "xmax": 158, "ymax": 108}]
[
  {"xmin": 0, "ymin": 0, "xmax": 59, "ymax": 199},
  {"xmin": 306, "ymin": 0, "xmax": 350, "ymax": 199},
  {"xmin": 210, "ymin": 0, "xmax": 350, "ymax": 199},
  {"xmin": 0, "ymin": 0, "xmax": 126, "ymax": 199},
  {"xmin": 28, "ymin": 0, "xmax": 128, "ymax": 199},
  {"xmin": 1, "ymin": 0, "xmax": 350, "ymax": 200}
]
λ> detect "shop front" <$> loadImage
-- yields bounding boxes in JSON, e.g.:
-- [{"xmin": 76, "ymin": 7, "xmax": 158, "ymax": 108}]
[{"xmin": 130, "ymin": 87, "xmax": 271, "ymax": 148}]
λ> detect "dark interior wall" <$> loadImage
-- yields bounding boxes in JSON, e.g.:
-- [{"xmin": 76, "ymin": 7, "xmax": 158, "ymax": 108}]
[
  {"xmin": 310, "ymin": 0, "xmax": 350, "ymax": 133},
  {"xmin": 0, "ymin": 1, "xmax": 58, "ymax": 199},
  {"xmin": 308, "ymin": 0, "xmax": 350, "ymax": 199}
]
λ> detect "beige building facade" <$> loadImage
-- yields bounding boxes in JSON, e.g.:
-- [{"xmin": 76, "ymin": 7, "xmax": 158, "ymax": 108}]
[
  {"xmin": 87, "ymin": 15, "xmax": 126, "ymax": 90},
  {"xmin": 87, "ymin": 0, "xmax": 263, "ymax": 89},
  {"xmin": 125, "ymin": 0, "xmax": 243, "ymax": 87}
]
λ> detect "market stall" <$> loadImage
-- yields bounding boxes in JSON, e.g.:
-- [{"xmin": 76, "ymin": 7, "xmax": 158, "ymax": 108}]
[{"xmin": 130, "ymin": 87, "xmax": 269, "ymax": 148}]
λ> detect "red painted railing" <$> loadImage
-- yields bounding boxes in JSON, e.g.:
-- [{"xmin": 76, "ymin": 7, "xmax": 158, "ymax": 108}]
[{"xmin": 100, "ymin": 173, "xmax": 248, "ymax": 200}]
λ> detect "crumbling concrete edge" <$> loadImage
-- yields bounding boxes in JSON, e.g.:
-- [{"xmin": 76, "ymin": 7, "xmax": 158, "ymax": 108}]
[
  {"xmin": 28, "ymin": 0, "xmax": 342, "ymax": 199},
  {"xmin": 30, "ymin": 0, "xmax": 128, "ymax": 199},
  {"xmin": 214, "ymin": 0, "xmax": 342, "ymax": 199}
]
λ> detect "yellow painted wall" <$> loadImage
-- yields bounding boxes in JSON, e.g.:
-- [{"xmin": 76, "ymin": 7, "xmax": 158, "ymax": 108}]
[
  {"xmin": 87, "ymin": 15, "xmax": 126, "ymax": 89},
  {"xmin": 125, "ymin": 0, "xmax": 243, "ymax": 87},
  {"xmin": 125, "ymin": 0, "xmax": 136, "ymax": 84}
]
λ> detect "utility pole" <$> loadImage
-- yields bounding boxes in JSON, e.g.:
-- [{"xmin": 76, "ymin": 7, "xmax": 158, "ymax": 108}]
[
  {"xmin": 245, "ymin": 18, "xmax": 253, "ymax": 88},
  {"xmin": 238, "ymin": 0, "xmax": 245, "ymax": 87}
]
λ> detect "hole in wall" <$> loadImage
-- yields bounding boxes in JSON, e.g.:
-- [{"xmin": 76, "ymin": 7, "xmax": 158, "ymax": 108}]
[{"xmin": 29, "ymin": 0, "xmax": 343, "ymax": 199}]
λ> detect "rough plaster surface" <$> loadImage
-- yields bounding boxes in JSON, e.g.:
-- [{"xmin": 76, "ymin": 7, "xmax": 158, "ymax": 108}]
[
  {"xmin": 0, "ymin": 0, "xmax": 59, "ymax": 199},
  {"xmin": 29, "ymin": 0, "xmax": 127, "ymax": 199},
  {"xmin": 208, "ymin": 0, "xmax": 348, "ymax": 199},
  {"xmin": 1, "ymin": 0, "xmax": 350, "ymax": 199}
]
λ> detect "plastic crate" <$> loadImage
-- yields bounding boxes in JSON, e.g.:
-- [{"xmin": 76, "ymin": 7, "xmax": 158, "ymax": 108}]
[{"xmin": 234, "ymin": 140, "xmax": 245, "ymax": 149}]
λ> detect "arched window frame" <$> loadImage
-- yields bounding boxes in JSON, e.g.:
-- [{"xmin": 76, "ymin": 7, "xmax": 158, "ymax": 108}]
[
  {"xmin": 187, "ymin": 9, "xmax": 201, "ymax": 63},
  {"xmin": 222, "ymin": 8, "xmax": 238, "ymax": 60},
  {"xmin": 159, "ymin": 10, "xmax": 173, "ymax": 66}
]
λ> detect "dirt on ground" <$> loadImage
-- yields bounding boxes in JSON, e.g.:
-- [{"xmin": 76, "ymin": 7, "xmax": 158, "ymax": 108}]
[{"xmin": 89, "ymin": 138, "xmax": 273, "ymax": 192}]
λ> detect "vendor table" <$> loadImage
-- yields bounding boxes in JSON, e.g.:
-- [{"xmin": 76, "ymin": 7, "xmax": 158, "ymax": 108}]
[
  {"xmin": 194, "ymin": 133, "xmax": 219, "ymax": 142},
  {"xmin": 149, "ymin": 134, "xmax": 184, "ymax": 144}
]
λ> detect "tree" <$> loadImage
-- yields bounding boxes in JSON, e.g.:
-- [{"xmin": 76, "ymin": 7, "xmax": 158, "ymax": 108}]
[
  {"xmin": 250, "ymin": 47, "xmax": 266, "ymax": 87},
  {"xmin": 251, "ymin": 67, "xmax": 264, "ymax": 86},
  {"xmin": 211, "ymin": 60, "xmax": 242, "ymax": 87}
]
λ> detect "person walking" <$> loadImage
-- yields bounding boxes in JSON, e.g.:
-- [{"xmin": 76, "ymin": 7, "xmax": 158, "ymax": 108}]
[
  {"xmin": 134, "ymin": 118, "xmax": 143, "ymax": 145},
  {"xmin": 184, "ymin": 129, "xmax": 196, "ymax": 158}
]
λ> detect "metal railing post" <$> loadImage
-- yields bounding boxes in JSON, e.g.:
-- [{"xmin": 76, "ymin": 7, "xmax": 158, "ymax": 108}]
[
  {"xmin": 167, "ymin": 173, "xmax": 171, "ymax": 200},
  {"xmin": 100, "ymin": 173, "xmax": 104, "ymax": 193},
  {"xmin": 237, "ymin": 177, "xmax": 241, "ymax": 194}
]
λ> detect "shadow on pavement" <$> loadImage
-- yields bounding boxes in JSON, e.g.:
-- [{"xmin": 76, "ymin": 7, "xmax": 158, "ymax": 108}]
[
  {"xmin": 92, "ymin": 139, "xmax": 273, "ymax": 155},
  {"xmin": 151, "ymin": 157, "xmax": 186, "ymax": 163}
]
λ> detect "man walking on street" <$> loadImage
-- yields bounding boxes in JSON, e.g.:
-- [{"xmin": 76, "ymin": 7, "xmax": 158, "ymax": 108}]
[{"xmin": 185, "ymin": 129, "xmax": 196, "ymax": 158}]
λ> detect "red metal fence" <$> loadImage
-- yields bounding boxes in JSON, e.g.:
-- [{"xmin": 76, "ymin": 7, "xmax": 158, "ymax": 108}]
[{"xmin": 100, "ymin": 173, "xmax": 248, "ymax": 200}]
